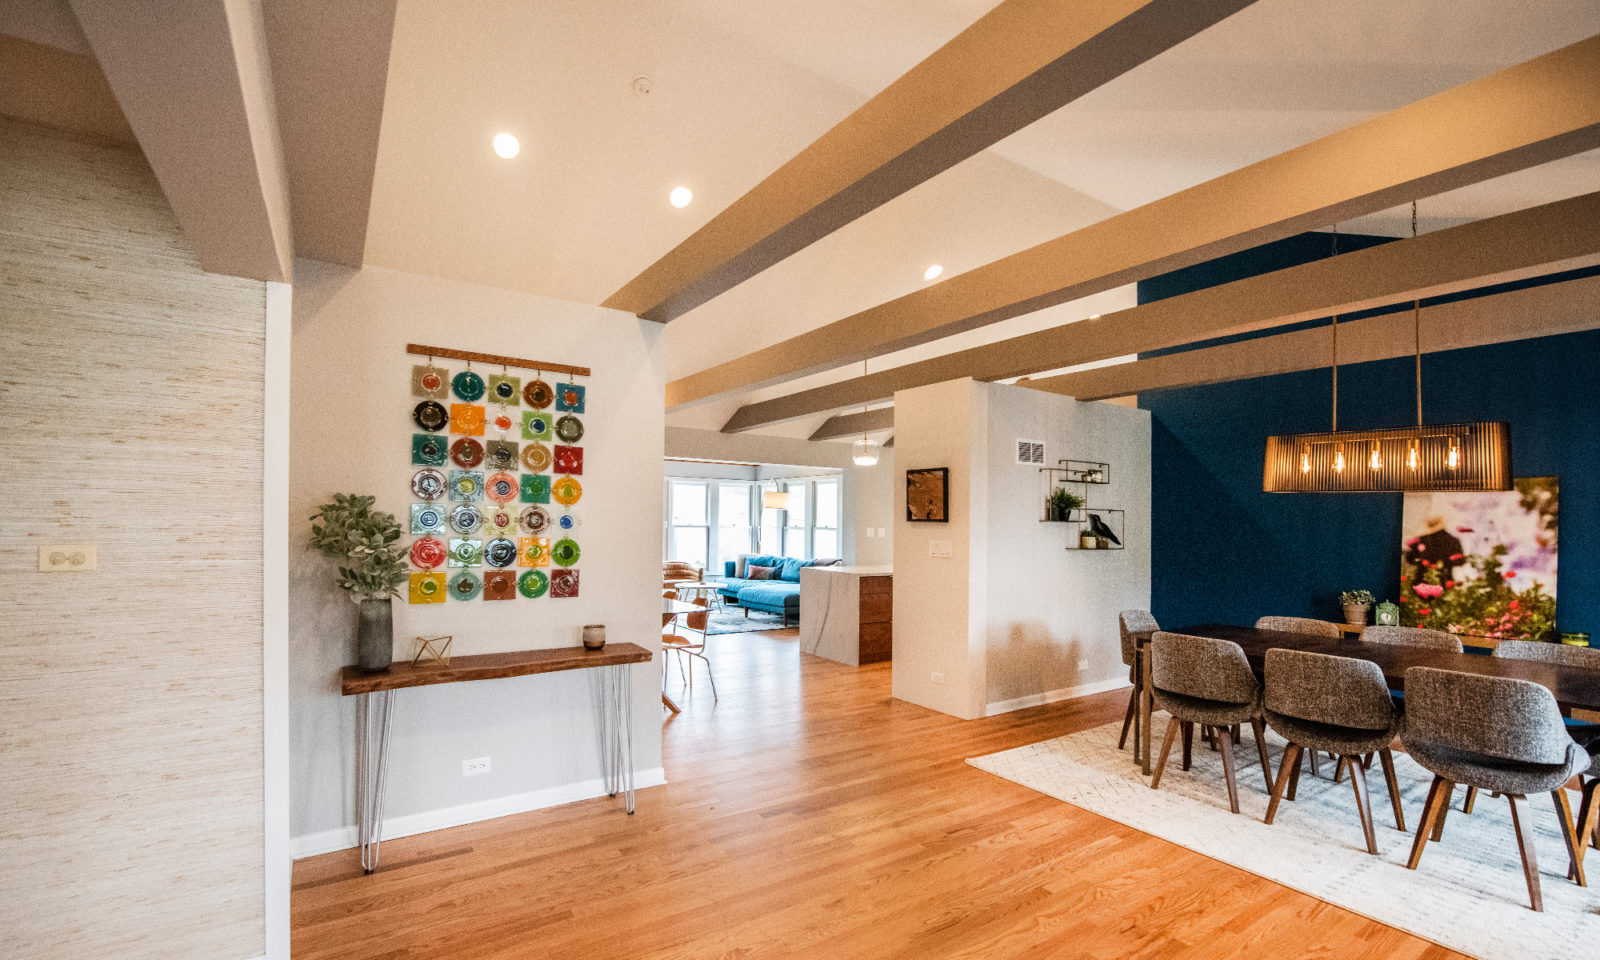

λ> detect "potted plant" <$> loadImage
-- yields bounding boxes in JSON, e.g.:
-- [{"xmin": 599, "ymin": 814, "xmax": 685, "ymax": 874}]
[
  {"xmin": 1340, "ymin": 589, "xmax": 1375, "ymax": 626},
  {"xmin": 1046, "ymin": 487, "xmax": 1085, "ymax": 522},
  {"xmin": 309, "ymin": 494, "xmax": 409, "ymax": 672}
]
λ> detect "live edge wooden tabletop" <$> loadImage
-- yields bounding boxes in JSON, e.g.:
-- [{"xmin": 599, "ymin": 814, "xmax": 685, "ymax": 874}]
[
  {"xmin": 339, "ymin": 642, "xmax": 653, "ymax": 696},
  {"xmin": 1173, "ymin": 624, "xmax": 1600, "ymax": 714}
]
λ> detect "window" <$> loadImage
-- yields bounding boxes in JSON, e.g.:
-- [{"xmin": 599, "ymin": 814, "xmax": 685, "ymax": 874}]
[
  {"xmin": 717, "ymin": 482, "xmax": 754, "ymax": 564},
  {"xmin": 813, "ymin": 478, "xmax": 839, "ymax": 559},
  {"xmin": 783, "ymin": 483, "xmax": 808, "ymax": 559},
  {"xmin": 666, "ymin": 480, "xmax": 709, "ymax": 570}
]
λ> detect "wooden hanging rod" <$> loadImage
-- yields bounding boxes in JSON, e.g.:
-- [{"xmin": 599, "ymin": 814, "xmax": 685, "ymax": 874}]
[{"xmin": 406, "ymin": 343, "xmax": 590, "ymax": 377}]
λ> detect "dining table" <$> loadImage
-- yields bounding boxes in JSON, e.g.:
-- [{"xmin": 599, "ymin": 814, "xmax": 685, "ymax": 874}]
[{"xmin": 1132, "ymin": 624, "xmax": 1600, "ymax": 775}]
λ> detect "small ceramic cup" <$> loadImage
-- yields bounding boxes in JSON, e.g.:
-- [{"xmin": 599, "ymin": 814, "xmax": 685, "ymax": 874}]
[{"xmin": 582, "ymin": 624, "xmax": 606, "ymax": 650}]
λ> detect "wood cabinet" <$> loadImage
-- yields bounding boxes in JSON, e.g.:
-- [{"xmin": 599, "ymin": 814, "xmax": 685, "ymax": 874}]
[{"xmin": 799, "ymin": 566, "xmax": 893, "ymax": 666}]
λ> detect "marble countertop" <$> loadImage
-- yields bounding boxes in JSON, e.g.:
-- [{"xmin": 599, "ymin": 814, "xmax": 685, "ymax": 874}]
[{"xmin": 804, "ymin": 565, "xmax": 893, "ymax": 576}]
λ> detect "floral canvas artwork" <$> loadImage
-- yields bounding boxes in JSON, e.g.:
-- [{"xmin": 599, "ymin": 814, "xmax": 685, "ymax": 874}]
[{"xmin": 1399, "ymin": 478, "xmax": 1558, "ymax": 643}]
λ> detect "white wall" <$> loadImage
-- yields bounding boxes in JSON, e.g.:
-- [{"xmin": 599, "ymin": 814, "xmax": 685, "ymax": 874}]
[
  {"xmin": 851, "ymin": 448, "xmax": 896, "ymax": 567},
  {"xmin": 288, "ymin": 260, "xmax": 665, "ymax": 853},
  {"xmin": 892, "ymin": 378, "xmax": 1151, "ymax": 720}
]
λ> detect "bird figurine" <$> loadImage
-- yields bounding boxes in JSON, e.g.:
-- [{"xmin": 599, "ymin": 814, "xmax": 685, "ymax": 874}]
[{"xmin": 1087, "ymin": 513, "xmax": 1121, "ymax": 546}]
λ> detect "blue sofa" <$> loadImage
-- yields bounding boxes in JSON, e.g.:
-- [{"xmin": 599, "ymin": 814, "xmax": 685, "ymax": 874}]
[{"xmin": 717, "ymin": 555, "xmax": 837, "ymax": 626}]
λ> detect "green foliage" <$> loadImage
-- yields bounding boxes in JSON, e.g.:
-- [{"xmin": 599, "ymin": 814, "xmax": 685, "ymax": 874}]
[
  {"xmin": 308, "ymin": 493, "xmax": 408, "ymax": 601},
  {"xmin": 1340, "ymin": 589, "xmax": 1374, "ymax": 606},
  {"xmin": 1048, "ymin": 487, "xmax": 1086, "ymax": 513},
  {"xmin": 1400, "ymin": 543, "xmax": 1557, "ymax": 642}
]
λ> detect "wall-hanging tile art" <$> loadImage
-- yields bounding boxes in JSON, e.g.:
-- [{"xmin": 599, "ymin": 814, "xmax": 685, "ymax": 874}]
[
  {"xmin": 551, "ymin": 537, "xmax": 581, "ymax": 567},
  {"xmin": 522, "ymin": 411, "xmax": 552, "ymax": 441},
  {"xmin": 519, "ymin": 536, "xmax": 549, "ymax": 567},
  {"xmin": 488, "ymin": 374, "xmax": 521, "ymax": 405},
  {"xmin": 410, "ymin": 503, "xmax": 446, "ymax": 534},
  {"xmin": 517, "ymin": 504, "xmax": 550, "ymax": 536},
  {"xmin": 412, "ymin": 468, "xmax": 446, "ymax": 501},
  {"xmin": 524, "ymin": 378, "xmax": 553, "ymax": 409},
  {"xmin": 482, "ymin": 504, "xmax": 516, "ymax": 537},
  {"xmin": 409, "ymin": 571, "xmax": 446, "ymax": 604},
  {"xmin": 452, "ymin": 370, "xmax": 485, "ymax": 402},
  {"xmin": 521, "ymin": 474, "xmax": 551, "ymax": 503},
  {"xmin": 553, "ymin": 445, "xmax": 583, "ymax": 475},
  {"xmin": 552, "ymin": 475, "xmax": 582, "ymax": 506},
  {"xmin": 413, "ymin": 400, "xmax": 448, "ymax": 432},
  {"xmin": 448, "ymin": 504, "xmax": 482, "ymax": 535},
  {"xmin": 522, "ymin": 441, "xmax": 553, "ymax": 472},
  {"xmin": 518, "ymin": 569, "xmax": 549, "ymax": 598},
  {"xmin": 484, "ymin": 441, "xmax": 519, "ymax": 472},
  {"xmin": 555, "ymin": 415, "xmax": 584, "ymax": 443},
  {"xmin": 409, "ymin": 535, "xmax": 447, "ymax": 570},
  {"xmin": 447, "ymin": 469, "xmax": 483, "ymax": 501},
  {"xmin": 491, "ymin": 408, "xmax": 516, "ymax": 433},
  {"xmin": 412, "ymin": 433, "xmax": 447, "ymax": 466},
  {"xmin": 484, "ymin": 537, "xmax": 518, "ymax": 568},
  {"xmin": 484, "ymin": 471, "xmax": 518, "ymax": 503},
  {"xmin": 551, "ymin": 568, "xmax": 580, "ymax": 598},
  {"xmin": 483, "ymin": 570, "xmax": 516, "ymax": 600},
  {"xmin": 413, "ymin": 365, "xmax": 449, "ymax": 399},
  {"xmin": 449, "ymin": 436, "xmax": 484, "ymax": 468},
  {"xmin": 556, "ymin": 512, "xmax": 580, "ymax": 532},
  {"xmin": 448, "ymin": 538, "xmax": 482, "ymax": 567},
  {"xmin": 449, "ymin": 570, "xmax": 481, "ymax": 601},
  {"xmin": 555, "ymin": 383, "xmax": 585, "ymax": 414},
  {"xmin": 450, "ymin": 403, "xmax": 485, "ymax": 436}
]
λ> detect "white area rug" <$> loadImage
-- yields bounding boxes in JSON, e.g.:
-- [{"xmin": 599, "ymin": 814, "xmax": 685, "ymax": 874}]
[{"xmin": 969, "ymin": 722, "xmax": 1599, "ymax": 959}]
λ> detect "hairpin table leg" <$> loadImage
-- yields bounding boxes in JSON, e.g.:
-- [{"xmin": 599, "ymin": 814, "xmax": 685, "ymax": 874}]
[{"xmin": 355, "ymin": 690, "xmax": 395, "ymax": 874}]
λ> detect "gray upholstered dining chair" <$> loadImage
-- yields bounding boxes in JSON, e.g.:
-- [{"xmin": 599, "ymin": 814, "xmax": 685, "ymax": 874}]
[
  {"xmin": 1495, "ymin": 639, "xmax": 1600, "ymax": 855},
  {"xmin": 1494, "ymin": 639, "xmax": 1600, "ymax": 670},
  {"xmin": 1149, "ymin": 632, "xmax": 1273, "ymax": 814},
  {"xmin": 1261, "ymin": 649, "xmax": 1404, "ymax": 853},
  {"xmin": 1255, "ymin": 616, "xmax": 1342, "ymax": 638},
  {"xmin": 1117, "ymin": 611, "xmax": 1159, "ymax": 751},
  {"xmin": 1399, "ymin": 666, "xmax": 1591, "ymax": 911},
  {"xmin": 1363, "ymin": 624, "xmax": 1463, "ymax": 652}
]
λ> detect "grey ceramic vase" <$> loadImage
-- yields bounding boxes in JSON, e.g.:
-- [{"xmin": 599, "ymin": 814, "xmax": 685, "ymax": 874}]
[{"xmin": 356, "ymin": 598, "xmax": 394, "ymax": 672}]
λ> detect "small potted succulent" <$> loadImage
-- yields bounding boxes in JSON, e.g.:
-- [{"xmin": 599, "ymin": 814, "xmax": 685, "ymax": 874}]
[
  {"xmin": 309, "ymin": 494, "xmax": 409, "ymax": 672},
  {"xmin": 1046, "ymin": 487, "xmax": 1086, "ymax": 522},
  {"xmin": 1340, "ymin": 589, "xmax": 1375, "ymax": 626}
]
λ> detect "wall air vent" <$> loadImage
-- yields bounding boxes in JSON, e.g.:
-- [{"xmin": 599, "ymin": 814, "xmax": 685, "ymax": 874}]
[{"xmin": 1016, "ymin": 439, "xmax": 1045, "ymax": 466}]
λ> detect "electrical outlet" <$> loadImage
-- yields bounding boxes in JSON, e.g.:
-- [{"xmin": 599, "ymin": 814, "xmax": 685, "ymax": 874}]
[
  {"xmin": 1078, "ymin": 659, "xmax": 1089, "ymax": 671},
  {"xmin": 876, "ymin": 527, "xmax": 886, "ymax": 538},
  {"xmin": 930, "ymin": 671, "xmax": 946, "ymax": 685},
  {"xmin": 462, "ymin": 756, "xmax": 491, "ymax": 777},
  {"xmin": 39, "ymin": 544, "xmax": 96, "ymax": 572}
]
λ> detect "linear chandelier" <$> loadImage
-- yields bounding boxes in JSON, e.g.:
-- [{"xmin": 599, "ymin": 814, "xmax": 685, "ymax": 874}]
[{"xmin": 1263, "ymin": 206, "xmax": 1512, "ymax": 493}]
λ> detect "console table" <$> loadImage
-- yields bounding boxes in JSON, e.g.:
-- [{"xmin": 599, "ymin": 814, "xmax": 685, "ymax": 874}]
[{"xmin": 338, "ymin": 642, "xmax": 652, "ymax": 873}]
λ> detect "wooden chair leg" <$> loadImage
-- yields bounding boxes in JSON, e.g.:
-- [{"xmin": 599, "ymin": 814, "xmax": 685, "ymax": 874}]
[
  {"xmin": 1334, "ymin": 756, "xmax": 1348, "ymax": 783},
  {"xmin": 1463, "ymin": 785, "xmax": 1478, "ymax": 814},
  {"xmin": 1508, "ymin": 794, "xmax": 1543, "ymax": 911},
  {"xmin": 1151, "ymin": 716, "xmax": 1180, "ymax": 790},
  {"xmin": 1265, "ymin": 743, "xmax": 1302, "ymax": 825},
  {"xmin": 1250, "ymin": 717, "xmax": 1273, "ymax": 792},
  {"xmin": 1378, "ymin": 748, "xmax": 1406, "ymax": 832},
  {"xmin": 1118, "ymin": 686, "xmax": 1137, "ymax": 750},
  {"xmin": 1308, "ymin": 748, "xmax": 1322, "ymax": 779},
  {"xmin": 1553, "ymin": 788, "xmax": 1585, "ymax": 886},
  {"xmin": 1286, "ymin": 747, "xmax": 1305, "ymax": 802},
  {"xmin": 1576, "ymin": 779, "xmax": 1600, "ymax": 868},
  {"xmin": 1217, "ymin": 725, "xmax": 1240, "ymax": 814},
  {"xmin": 1181, "ymin": 721, "xmax": 1194, "ymax": 771},
  {"xmin": 1347, "ymin": 755, "xmax": 1378, "ymax": 855},
  {"xmin": 1431, "ymin": 783, "xmax": 1454, "ymax": 842},
  {"xmin": 1408, "ymin": 775, "xmax": 1451, "ymax": 870}
]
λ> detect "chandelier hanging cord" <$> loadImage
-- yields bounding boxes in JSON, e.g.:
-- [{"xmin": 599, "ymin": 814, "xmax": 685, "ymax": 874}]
[{"xmin": 1330, "ymin": 224, "xmax": 1339, "ymax": 432}]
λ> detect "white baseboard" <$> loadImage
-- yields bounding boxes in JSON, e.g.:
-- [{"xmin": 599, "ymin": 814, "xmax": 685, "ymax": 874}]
[
  {"xmin": 985, "ymin": 677, "xmax": 1129, "ymax": 717},
  {"xmin": 290, "ymin": 767, "xmax": 666, "ymax": 859}
]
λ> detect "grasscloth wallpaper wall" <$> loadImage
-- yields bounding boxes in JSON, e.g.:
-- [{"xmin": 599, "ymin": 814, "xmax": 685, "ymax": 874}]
[{"xmin": 0, "ymin": 119, "xmax": 267, "ymax": 958}]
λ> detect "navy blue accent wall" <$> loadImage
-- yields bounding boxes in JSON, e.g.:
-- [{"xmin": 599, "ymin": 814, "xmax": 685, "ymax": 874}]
[{"xmin": 1138, "ymin": 235, "xmax": 1600, "ymax": 634}]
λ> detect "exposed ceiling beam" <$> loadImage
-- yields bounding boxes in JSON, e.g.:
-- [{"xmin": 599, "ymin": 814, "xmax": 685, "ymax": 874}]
[
  {"xmin": 0, "ymin": 34, "xmax": 133, "ymax": 144},
  {"xmin": 809, "ymin": 408, "xmax": 895, "ymax": 442},
  {"xmin": 262, "ymin": 0, "xmax": 395, "ymax": 267},
  {"xmin": 674, "ymin": 34, "xmax": 1600, "ymax": 409},
  {"xmin": 720, "ymin": 190, "xmax": 1600, "ymax": 432},
  {"xmin": 604, "ymin": 0, "xmax": 1259, "ymax": 323},
  {"xmin": 1020, "ymin": 273, "xmax": 1600, "ymax": 402},
  {"xmin": 70, "ymin": 0, "xmax": 293, "ymax": 281}
]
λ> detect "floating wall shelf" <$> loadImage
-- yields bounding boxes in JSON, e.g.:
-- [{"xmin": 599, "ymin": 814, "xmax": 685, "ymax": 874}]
[{"xmin": 1039, "ymin": 459, "xmax": 1124, "ymax": 551}]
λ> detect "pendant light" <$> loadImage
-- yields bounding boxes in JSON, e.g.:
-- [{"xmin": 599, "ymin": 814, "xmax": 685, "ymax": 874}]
[
  {"xmin": 851, "ymin": 358, "xmax": 881, "ymax": 466},
  {"xmin": 1263, "ymin": 204, "xmax": 1511, "ymax": 492}
]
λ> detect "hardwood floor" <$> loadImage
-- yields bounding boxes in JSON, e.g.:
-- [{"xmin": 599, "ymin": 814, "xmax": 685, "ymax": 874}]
[{"xmin": 292, "ymin": 630, "xmax": 1466, "ymax": 959}]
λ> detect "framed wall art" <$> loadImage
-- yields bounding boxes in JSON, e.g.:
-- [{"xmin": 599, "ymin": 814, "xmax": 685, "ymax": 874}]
[{"xmin": 906, "ymin": 467, "xmax": 949, "ymax": 523}]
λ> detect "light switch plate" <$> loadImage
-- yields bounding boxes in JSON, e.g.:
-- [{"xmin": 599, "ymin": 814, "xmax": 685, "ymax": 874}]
[
  {"xmin": 928, "ymin": 540, "xmax": 953, "ymax": 558},
  {"xmin": 39, "ymin": 544, "xmax": 96, "ymax": 572}
]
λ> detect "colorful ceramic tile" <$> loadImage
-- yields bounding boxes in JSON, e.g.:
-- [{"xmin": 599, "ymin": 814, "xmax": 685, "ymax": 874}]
[
  {"xmin": 520, "ymin": 473, "xmax": 551, "ymax": 504},
  {"xmin": 523, "ymin": 378, "xmax": 553, "ymax": 409},
  {"xmin": 522, "ymin": 441, "xmax": 553, "ymax": 472},
  {"xmin": 452, "ymin": 370, "xmax": 485, "ymax": 402},
  {"xmin": 413, "ymin": 400, "xmax": 448, "ymax": 432},
  {"xmin": 409, "ymin": 571, "xmax": 446, "ymax": 604},
  {"xmin": 447, "ymin": 469, "xmax": 483, "ymax": 502},
  {"xmin": 517, "ymin": 505, "xmax": 550, "ymax": 536},
  {"xmin": 554, "ymin": 414, "xmax": 584, "ymax": 443},
  {"xmin": 448, "ymin": 538, "xmax": 482, "ymax": 567},
  {"xmin": 412, "ymin": 364, "xmax": 449, "ymax": 399},
  {"xmin": 410, "ymin": 502, "xmax": 446, "ymax": 535},
  {"xmin": 411, "ymin": 468, "xmax": 447, "ymax": 501},
  {"xmin": 491, "ymin": 408, "xmax": 516, "ymax": 433},
  {"xmin": 550, "ymin": 568, "xmax": 580, "ymax": 598},
  {"xmin": 448, "ymin": 570, "xmax": 481, "ymax": 601},
  {"xmin": 409, "ymin": 535, "xmax": 447, "ymax": 570},
  {"xmin": 483, "ymin": 570, "xmax": 516, "ymax": 600},
  {"xmin": 556, "ymin": 511, "xmax": 580, "ymax": 532},
  {"xmin": 484, "ymin": 471, "xmax": 517, "ymax": 503},
  {"xmin": 519, "ymin": 536, "xmax": 549, "ymax": 567},
  {"xmin": 522, "ymin": 411, "xmax": 553, "ymax": 441},
  {"xmin": 449, "ymin": 436, "xmax": 484, "ymax": 468},
  {"xmin": 450, "ymin": 403, "xmax": 485, "ymax": 436},
  {"xmin": 482, "ymin": 504, "xmax": 516, "ymax": 536},
  {"xmin": 488, "ymin": 374, "xmax": 521, "ymax": 405},
  {"xmin": 555, "ymin": 382, "xmax": 586, "ymax": 414},
  {"xmin": 448, "ymin": 503, "xmax": 482, "ymax": 535},
  {"xmin": 412, "ymin": 433, "xmax": 447, "ymax": 466},
  {"xmin": 484, "ymin": 537, "xmax": 518, "ymax": 568},
  {"xmin": 551, "ymin": 475, "xmax": 582, "ymax": 506},
  {"xmin": 553, "ymin": 445, "xmax": 583, "ymax": 475},
  {"xmin": 551, "ymin": 537, "xmax": 581, "ymax": 567},
  {"xmin": 485, "ymin": 440, "xmax": 519, "ymax": 472},
  {"xmin": 518, "ymin": 569, "xmax": 549, "ymax": 598}
]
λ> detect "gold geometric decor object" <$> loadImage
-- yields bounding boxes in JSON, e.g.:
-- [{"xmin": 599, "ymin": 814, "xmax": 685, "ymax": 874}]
[{"xmin": 411, "ymin": 635, "xmax": 453, "ymax": 667}]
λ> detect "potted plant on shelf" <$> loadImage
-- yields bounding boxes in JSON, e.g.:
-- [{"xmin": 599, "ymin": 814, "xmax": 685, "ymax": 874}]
[
  {"xmin": 309, "ymin": 494, "xmax": 409, "ymax": 672},
  {"xmin": 1340, "ymin": 589, "xmax": 1375, "ymax": 626},
  {"xmin": 1046, "ymin": 487, "xmax": 1085, "ymax": 522}
]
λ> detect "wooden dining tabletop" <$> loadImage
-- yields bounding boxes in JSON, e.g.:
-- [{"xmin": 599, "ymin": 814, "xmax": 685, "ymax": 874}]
[{"xmin": 1172, "ymin": 624, "xmax": 1600, "ymax": 713}]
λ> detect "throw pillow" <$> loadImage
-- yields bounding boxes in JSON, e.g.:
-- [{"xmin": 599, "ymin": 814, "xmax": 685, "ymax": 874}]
[{"xmin": 747, "ymin": 564, "xmax": 778, "ymax": 581}]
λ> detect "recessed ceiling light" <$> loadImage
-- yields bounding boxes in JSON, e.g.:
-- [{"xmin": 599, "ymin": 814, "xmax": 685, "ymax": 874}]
[
  {"xmin": 924, "ymin": 264, "xmax": 943, "ymax": 281},
  {"xmin": 1088, "ymin": 313, "xmax": 1101, "ymax": 319},
  {"xmin": 492, "ymin": 133, "xmax": 520, "ymax": 159},
  {"xmin": 669, "ymin": 186, "xmax": 693, "ymax": 208}
]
